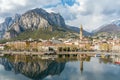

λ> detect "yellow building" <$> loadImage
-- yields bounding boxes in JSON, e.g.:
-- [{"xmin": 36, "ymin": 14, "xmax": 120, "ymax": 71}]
[{"xmin": 6, "ymin": 41, "xmax": 27, "ymax": 50}]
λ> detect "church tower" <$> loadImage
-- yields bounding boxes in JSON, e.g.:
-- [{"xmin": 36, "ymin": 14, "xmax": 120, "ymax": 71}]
[
  {"xmin": 80, "ymin": 61, "xmax": 83, "ymax": 74},
  {"xmin": 80, "ymin": 25, "xmax": 83, "ymax": 40}
]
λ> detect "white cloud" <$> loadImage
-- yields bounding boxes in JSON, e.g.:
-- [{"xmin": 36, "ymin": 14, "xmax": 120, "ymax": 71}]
[
  {"xmin": 62, "ymin": 0, "xmax": 120, "ymax": 31},
  {"xmin": 0, "ymin": 0, "xmax": 60, "ymax": 22},
  {"xmin": 0, "ymin": 0, "xmax": 27, "ymax": 12},
  {"xmin": 0, "ymin": 0, "xmax": 120, "ymax": 31}
]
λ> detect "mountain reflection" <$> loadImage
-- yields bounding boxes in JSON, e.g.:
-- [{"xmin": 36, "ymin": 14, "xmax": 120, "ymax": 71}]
[
  {"xmin": 1, "ymin": 54, "xmax": 119, "ymax": 80},
  {"xmin": 0, "ymin": 55, "xmax": 120, "ymax": 80},
  {"xmin": 0, "ymin": 55, "xmax": 66, "ymax": 80}
]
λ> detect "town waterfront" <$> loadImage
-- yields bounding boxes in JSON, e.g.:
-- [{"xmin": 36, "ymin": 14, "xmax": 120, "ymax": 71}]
[{"xmin": 0, "ymin": 54, "xmax": 120, "ymax": 80}]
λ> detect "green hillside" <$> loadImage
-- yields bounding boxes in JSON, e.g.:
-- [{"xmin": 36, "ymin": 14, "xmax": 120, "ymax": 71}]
[{"xmin": 12, "ymin": 27, "xmax": 78, "ymax": 40}]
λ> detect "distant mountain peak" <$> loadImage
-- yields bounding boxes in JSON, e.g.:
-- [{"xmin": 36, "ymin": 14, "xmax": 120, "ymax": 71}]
[
  {"xmin": 25, "ymin": 8, "xmax": 48, "ymax": 15},
  {"xmin": 111, "ymin": 19, "xmax": 120, "ymax": 26},
  {"xmin": 93, "ymin": 19, "xmax": 120, "ymax": 37}
]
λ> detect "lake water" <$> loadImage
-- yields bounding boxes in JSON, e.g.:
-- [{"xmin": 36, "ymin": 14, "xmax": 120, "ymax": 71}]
[{"xmin": 0, "ymin": 55, "xmax": 120, "ymax": 80}]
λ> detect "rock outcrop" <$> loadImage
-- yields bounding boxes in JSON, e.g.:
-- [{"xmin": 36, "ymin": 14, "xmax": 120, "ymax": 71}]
[{"xmin": 2, "ymin": 8, "xmax": 66, "ymax": 39}]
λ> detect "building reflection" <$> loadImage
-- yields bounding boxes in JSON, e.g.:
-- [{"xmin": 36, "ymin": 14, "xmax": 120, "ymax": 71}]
[
  {"xmin": 80, "ymin": 61, "xmax": 83, "ymax": 74},
  {"xmin": 111, "ymin": 55, "xmax": 120, "ymax": 64},
  {"xmin": 99, "ymin": 57, "xmax": 112, "ymax": 64},
  {"xmin": 0, "ymin": 55, "xmax": 66, "ymax": 80},
  {"xmin": 1, "ymin": 54, "xmax": 120, "ymax": 80},
  {"xmin": 99, "ymin": 55, "xmax": 120, "ymax": 65},
  {"xmin": 2, "ymin": 54, "xmax": 115, "ymax": 80},
  {"xmin": 77, "ymin": 54, "xmax": 91, "ymax": 74}
]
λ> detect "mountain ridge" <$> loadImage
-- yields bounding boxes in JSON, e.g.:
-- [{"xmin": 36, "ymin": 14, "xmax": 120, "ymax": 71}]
[
  {"xmin": 0, "ymin": 8, "xmax": 90, "ymax": 40},
  {"xmin": 92, "ymin": 20, "xmax": 120, "ymax": 37}
]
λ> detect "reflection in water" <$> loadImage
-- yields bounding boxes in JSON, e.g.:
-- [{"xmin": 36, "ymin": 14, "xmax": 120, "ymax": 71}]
[
  {"xmin": 80, "ymin": 61, "xmax": 83, "ymax": 74},
  {"xmin": 99, "ymin": 56, "xmax": 112, "ymax": 64},
  {"xmin": 77, "ymin": 55, "xmax": 91, "ymax": 74},
  {"xmin": 0, "ymin": 54, "xmax": 120, "ymax": 80},
  {"xmin": 99, "ymin": 55, "xmax": 120, "ymax": 65},
  {"xmin": 0, "ymin": 55, "xmax": 66, "ymax": 80}
]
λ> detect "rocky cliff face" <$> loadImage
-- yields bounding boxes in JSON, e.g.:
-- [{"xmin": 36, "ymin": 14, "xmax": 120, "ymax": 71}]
[
  {"xmin": 0, "ymin": 17, "xmax": 13, "ymax": 38},
  {"xmin": 2, "ymin": 8, "xmax": 66, "ymax": 39}
]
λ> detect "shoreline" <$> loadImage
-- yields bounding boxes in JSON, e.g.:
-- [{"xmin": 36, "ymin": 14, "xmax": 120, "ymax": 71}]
[{"xmin": 0, "ymin": 51, "xmax": 120, "ymax": 55}]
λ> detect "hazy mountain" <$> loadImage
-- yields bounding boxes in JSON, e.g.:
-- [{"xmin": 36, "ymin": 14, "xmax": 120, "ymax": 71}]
[
  {"xmin": 93, "ymin": 20, "xmax": 120, "ymax": 37},
  {"xmin": 66, "ymin": 25, "xmax": 92, "ymax": 36}
]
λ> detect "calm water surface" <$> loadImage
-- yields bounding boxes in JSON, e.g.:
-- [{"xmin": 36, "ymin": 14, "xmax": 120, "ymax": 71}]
[{"xmin": 0, "ymin": 55, "xmax": 120, "ymax": 80}]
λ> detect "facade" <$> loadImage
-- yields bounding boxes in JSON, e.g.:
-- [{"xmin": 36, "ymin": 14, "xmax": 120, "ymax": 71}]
[
  {"xmin": 79, "ymin": 25, "xmax": 92, "ymax": 51},
  {"xmin": 6, "ymin": 41, "xmax": 27, "ymax": 50},
  {"xmin": 3, "ymin": 24, "xmax": 120, "ymax": 52}
]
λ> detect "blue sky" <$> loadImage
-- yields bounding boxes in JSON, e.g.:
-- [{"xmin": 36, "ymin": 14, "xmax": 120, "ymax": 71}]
[
  {"xmin": 61, "ymin": 0, "xmax": 77, "ymax": 6},
  {"xmin": 44, "ymin": 0, "xmax": 78, "ymax": 7},
  {"xmin": 0, "ymin": 0, "xmax": 120, "ymax": 31}
]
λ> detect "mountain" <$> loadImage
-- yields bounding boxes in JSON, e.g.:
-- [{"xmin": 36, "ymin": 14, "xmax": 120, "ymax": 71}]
[
  {"xmin": 3, "ymin": 8, "xmax": 67, "ymax": 39},
  {"xmin": 93, "ymin": 20, "xmax": 120, "ymax": 37},
  {"xmin": 0, "ymin": 17, "xmax": 14, "ymax": 38},
  {"xmin": 66, "ymin": 25, "xmax": 92, "ymax": 36},
  {"xmin": 0, "ymin": 8, "xmax": 90, "ymax": 40}
]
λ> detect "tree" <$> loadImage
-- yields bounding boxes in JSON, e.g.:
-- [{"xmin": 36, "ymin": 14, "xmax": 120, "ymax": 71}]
[
  {"xmin": 4, "ymin": 45, "xmax": 11, "ymax": 50},
  {"xmin": 58, "ymin": 47, "xmax": 62, "ymax": 52},
  {"xmin": 100, "ymin": 43, "xmax": 109, "ymax": 52},
  {"xmin": 85, "ymin": 44, "xmax": 91, "ymax": 51},
  {"xmin": 25, "ymin": 41, "xmax": 30, "ymax": 51}
]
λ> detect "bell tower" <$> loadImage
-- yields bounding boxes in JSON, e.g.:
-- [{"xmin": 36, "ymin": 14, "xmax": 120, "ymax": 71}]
[{"xmin": 80, "ymin": 25, "xmax": 83, "ymax": 40}]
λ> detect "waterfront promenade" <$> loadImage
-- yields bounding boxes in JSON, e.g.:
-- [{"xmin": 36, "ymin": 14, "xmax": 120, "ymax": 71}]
[{"xmin": 0, "ymin": 51, "xmax": 120, "ymax": 56}]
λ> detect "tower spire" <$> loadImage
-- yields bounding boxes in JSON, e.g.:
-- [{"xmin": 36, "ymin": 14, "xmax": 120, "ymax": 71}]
[{"xmin": 80, "ymin": 24, "xmax": 83, "ymax": 40}]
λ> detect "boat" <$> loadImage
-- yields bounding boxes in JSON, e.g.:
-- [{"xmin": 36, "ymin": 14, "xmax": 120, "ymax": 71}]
[
  {"xmin": 94, "ymin": 54, "xmax": 101, "ymax": 57},
  {"xmin": 115, "ymin": 62, "xmax": 120, "ymax": 64}
]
